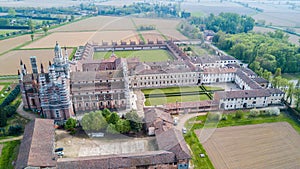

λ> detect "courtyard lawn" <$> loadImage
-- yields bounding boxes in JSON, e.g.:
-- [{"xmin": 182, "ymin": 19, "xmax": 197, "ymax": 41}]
[
  {"xmin": 203, "ymin": 86, "xmax": 224, "ymax": 91},
  {"xmin": 0, "ymin": 140, "xmax": 20, "ymax": 169},
  {"xmin": 145, "ymin": 94, "xmax": 210, "ymax": 106},
  {"xmin": 93, "ymin": 49, "xmax": 174, "ymax": 62},
  {"xmin": 184, "ymin": 111, "xmax": 300, "ymax": 169},
  {"xmin": 142, "ymin": 86, "xmax": 203, "ymax": 95}
]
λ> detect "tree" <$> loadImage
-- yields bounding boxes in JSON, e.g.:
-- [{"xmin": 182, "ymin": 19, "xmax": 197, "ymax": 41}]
[
  {"xmin": 125, "ymin": 111, "xmax": 142, "ymax": 132},
  {"xmin": 115, "ymin": 119, "xmax": 131, "ymax": 133},
  {"xmin": 81, "ymin": 111, "xmax": 108, "ymax": 131},
  {"xmin": 107, "ymin": 112, "xmax": 120, "ymax": 125},
  {"xmin": 274, "ymin": 68, "xmax": 282, "ymax": 77},
  {"xmin": 8, "ymin": 8, "xmax": 16, "ymax": 17},
  {"xmin": 0, "ymin": 109, "xmax": 7, "ymax": 127},
  {"xmin": 8, "ymin": 125, "xmax": 22, "ymax": 136},
  {"xmin": 106, "ymin": 123, "xmax": 118, "ymax": 134},
  {"xmin": 65, "ymin": 118, "xmax": 77, "ymax": 131},
  {"xmin": 0, "ymin": 18, "xmax": 9, "ymax": 26},
  {"xmin": 286, "ymin": 82, "xmax": 295, "ymax": 104},
  {"xmin": 30, "ymin": 34, "xmax": 34, "ymax": 41},
  {"xmin": 42, "ymin": 26, "xmax": 48, "ymax": 35},
  {"xmin": 102, "ymin": 108, "xmax": 111, "ymax": 119}
]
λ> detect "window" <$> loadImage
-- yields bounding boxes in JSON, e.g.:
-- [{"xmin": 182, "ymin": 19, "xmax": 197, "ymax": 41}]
[{"xmin": 55, "ymin": 110, "xmax": 60, "ymax": 118}]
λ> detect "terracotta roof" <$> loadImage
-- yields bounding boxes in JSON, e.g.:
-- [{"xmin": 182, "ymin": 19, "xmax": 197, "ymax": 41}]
[
  {"xmin": 15, "ymin": 119, "xmax": 56, "ymax": 169},
  {"xmin": 253, "ymin": 77, "xmax": 269, "ymax": 84},
  {"xmin": 56, "ymin": 150, "xmax": 175, "ymax": 169},
  {"xmin": 144, "ymin": 108, "xmax": 173, "ymax": 124},
  {"xmin": 156, "ymin": 128, "xmax": 191, "ymax": 160},
  {"xmin": 71, "ymin": 70, "xmax": 123, "ymax": 82},
  {"xmin": 203, "ymin": 67, "xmax": 236, "ymax": 74},
  {"xmin": 219, "ymin": 55, "xmax": 236, "ymax": 61}
]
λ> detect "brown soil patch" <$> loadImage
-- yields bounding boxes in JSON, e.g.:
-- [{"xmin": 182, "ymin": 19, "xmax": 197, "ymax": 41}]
[
  {"xmin": 0, "ymin": 85, "xmax": 4, "ymax": 91},
  {"xmin": 0, "ymin": 49, "xmax": 72, "ymax": 75},
  {"xmin": 196, "ymin": 122, "xmax": 300, "ymax": 169},
  {"xmin": 22, "ymin": 31, "xmax": 137, "ymax": 48}
]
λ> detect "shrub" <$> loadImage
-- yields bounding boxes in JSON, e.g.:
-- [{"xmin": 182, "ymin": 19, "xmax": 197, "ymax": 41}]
[
  {"xmin": 235, "ymin": 110, "xmax": 244, "ymax": 119},
  {"xmin": 266, "ymin": 107, "xmax": 280, "ymax": 116},
  {"xmin": 207, "ymin": 112, "xmax": 222, "ymax": 121},
  {"xmin": 65, "ymin": 118, "xmax": 77, "ymax": 131},
  {"xmin": 249, "ymin": 108, "xmax": 260, "ymax": 117},
  {"xmin": 221, "ymin": 115, "xmax": 227, "ymax": 121},
  {"xmin": 8, "ymin": 125, "xmax": 22, "ymax": 136}
]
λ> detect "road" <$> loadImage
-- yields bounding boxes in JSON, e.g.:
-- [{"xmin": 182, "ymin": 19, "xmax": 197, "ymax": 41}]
[
  {"xmin": 0, "ymin": 135, "xmax": 23, "ymax": 143},
  {"xmin": 16, "ymin": 102, "xmax": 39, "ymax": 120}
]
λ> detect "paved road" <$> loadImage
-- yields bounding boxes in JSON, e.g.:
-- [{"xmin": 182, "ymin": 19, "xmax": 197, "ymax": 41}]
[
  {"xmin": 175, "ymin": 112, "xmax": 207, "ymax": 131},
  {"xmin": 17, "ymin": 102, "xmax": 39, "ymax": 120},
  {"xmin": 0, "ymin": 135, "xmax": 23, "ymax": 143}
]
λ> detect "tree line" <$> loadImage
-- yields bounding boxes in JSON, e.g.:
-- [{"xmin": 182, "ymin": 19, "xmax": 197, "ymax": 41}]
[
  {"xmin": 74, "ymin": 109, "xmax": 143, "ymax": 135},
  {"xmin": 188, "ymin": 12, "xmax": 255, "ymax": 34},
  {"xmin": 212, "ymin": 30, "xmax": 300, "ymax": 73}
]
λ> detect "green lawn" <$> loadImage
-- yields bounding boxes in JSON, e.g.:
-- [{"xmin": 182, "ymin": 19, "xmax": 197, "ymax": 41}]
[
  {"xmin": 0, "ymin": 140, "xmax": 20, "ymax": 169},
  {"xmin": 184, "ymin": 111, "xmax": 300, "ymax": 169},
  {"xmin": 142, "ymin": 86, "xmax": 203, "ymax": 95},
  {"xmin": 93, "ymin": 49, "xmax": 174, "ymax": 62},
  {"xmin": 0, "ymin": 30, "xmax": 19, "ymax": 35},
  {"xmin": 191, "ymin": 11, "xmax": 206, "ymax": 17},
  {"xmin": 145, "ymin": 94, "xmax": 210, "ymax": 106},
  {"xmin": 203, "ymin": 86, "xmax": 224, "ymax": 91}
]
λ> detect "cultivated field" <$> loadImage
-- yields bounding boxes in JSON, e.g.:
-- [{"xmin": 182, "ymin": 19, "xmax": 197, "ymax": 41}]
[
  {"xmin": 181, "ymin": 0, "xmax": 256, "ymax": 15},
  {"xmin": 22, "ymin": 31, "xmax": 137, "ymax": 48},
  {"xmin": 51, "ymin": 16, "xmax": 135, "ymax": 32},
  {"xmin": 0, "ymin": 0, "xmax": 84, "ymax": 7},
  {"xmin": 94, "ymin": 49, "xmax": 173, "ymax": 62},
  {"xmin": 196, "ymin": 122, "xmax": 300, "ymax": 169},
  {"xmin": 0, "ymin": 49, "xmax": 73, "ymax": 75},
  {"xmin": 140, "ymin": 30, "xmax": 165, "ymax": 42},
  {"xmin": 0, "ymin": 34, "xmax": 34, "ymax": 55}
]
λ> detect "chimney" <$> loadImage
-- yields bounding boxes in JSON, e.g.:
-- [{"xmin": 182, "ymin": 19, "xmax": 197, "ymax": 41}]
[{"xmin": 30, "ymin": 56, "xmax": 38, "ymax": 74}]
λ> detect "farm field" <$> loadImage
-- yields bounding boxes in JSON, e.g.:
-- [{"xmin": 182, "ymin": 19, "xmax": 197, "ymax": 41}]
[
  {"xmin": 197, "ymin": 122, "xmax": 300, "ymax": 169},
  {"xmin": 94, "ymin": 49, "xmax": 173, "ymax": 62},
  {"xmin": 0, "ymin": 49, "xmax": 73, "ymax": 75},
  {"xmin": 181, "ymin": 0, "xmax": 256, "ymax": 15},
  {"xmin": 0, "ymin": 29, "xmax": 19, "ymax": 35},
  {"xmin": 0, "ymin": 0, "xmax": 83, "ymax": 7},
  {"xmin": 22, "ymin": 31, "xmax": 138, "ymax": 48},
  {"xmin": 140, "ymin": 30, "xmax": 165, "ymax": 42},
  {"xmin": 253, "ymin": 26, "xmax": 300, "ymax": 45},
  {"xmin": 51, "ymin": 16, "xmax": 135, "ymax": 32},
  {"xmin": 145, "ymin": 94, "xmax": 210, "ymax": 106}
]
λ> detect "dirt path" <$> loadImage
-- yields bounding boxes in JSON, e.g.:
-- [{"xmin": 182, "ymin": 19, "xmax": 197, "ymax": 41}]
[
  {"xmin": 175, "ymin": 112, "xmax": 207, "ymax": 131},
  {"xmin": 0, "ymin": 135, "xmax": 23, "ymax": 143},
  {"xmin": 17, "ymin": 102, "xmax": 39, "ymax": 120}
]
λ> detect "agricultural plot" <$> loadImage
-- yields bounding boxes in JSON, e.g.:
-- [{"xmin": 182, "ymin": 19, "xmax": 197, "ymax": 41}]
[
  {"xmin": 22, "ymin": 31, "xmax": 137, "ymax": 48},
  {"xmin": 140, "ymin": 30, "xmax": 165, "ymax": 42},
  {"xmin": 0, "ymin": 49, "xmax": 73, "ymax": 75},
  {"xmin": 0, "ymin": 34, "xmax": 33, "ymax": 55},
  {"xmin": 197, "ymin": 122, "xmax": 300, "ymax": 169},
  {"xmin": 0, "ymin": 29, "xmax": 19, "ymax": 35},
  {"xmin": 51, "ymin": 16, "xmax": 135, "ymax": 32},
  {"xmin": 94, "ymin": 49, "xmax": 173, "ymax": 62},
  {"xmin": 181, "ymin": 0, "xmax": 256, "ymax": 15}
]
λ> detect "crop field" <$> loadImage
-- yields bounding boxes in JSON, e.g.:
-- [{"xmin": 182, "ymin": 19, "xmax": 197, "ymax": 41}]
[
  {"xmin": 22, "ymin": 31, "xmax": 138, "ymax": 48},
  {"xmin": 0, "ymin": 49, "xmax": 73, "ymax": 75},
  {"xmin": 94, "ymin": 49, "xmax": 173, "ymax": 62},
  {"xmin": 51, "ymin": 16, "xmax": 135, "ymax": 32},
  {"xmin": 140, "ymin": 31, "xmax": 165, "ymax": 42},
  {"xmin": 0, "ymin": 0, "xmax": 83, "ymax": 7},
  {"xmin": 196, "ymin": 122, "xmax": 300, "ymax": 169},
  {"xmin": 181, "ymin": 0, "xmax": 256, "ymax": 15}
]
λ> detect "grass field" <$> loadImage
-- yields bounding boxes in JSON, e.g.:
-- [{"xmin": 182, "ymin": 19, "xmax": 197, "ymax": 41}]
[
  {"xmin": 282, "ymin": 73, "xmax": 300, "ymax": 81},
  {"xmin": 0, "ymin": 30, "xmax": 19, "ymax": 35},
  {"xmin": 145, "ymin": 94, "xmax": 210, "ymax": 106},
  {"xmin": 142, "ymin": 86, "xmax": 203, "ymax": 95},
  {"xmin": 94, "ymin": 49, "xmax": 174, "ymax": 62},
  {"xmin": 184, "ymin": 111, "xmax": 300, "ymax": 169},
  {"xmin": 0, "ymin": 140, "xmax": 20, "ymax": 169}
]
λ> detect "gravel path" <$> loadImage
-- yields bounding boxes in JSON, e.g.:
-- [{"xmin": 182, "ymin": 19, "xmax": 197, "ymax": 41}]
[{"xmin": 17, "ymin": 102, "xmax": 39, "ymax": 120}]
